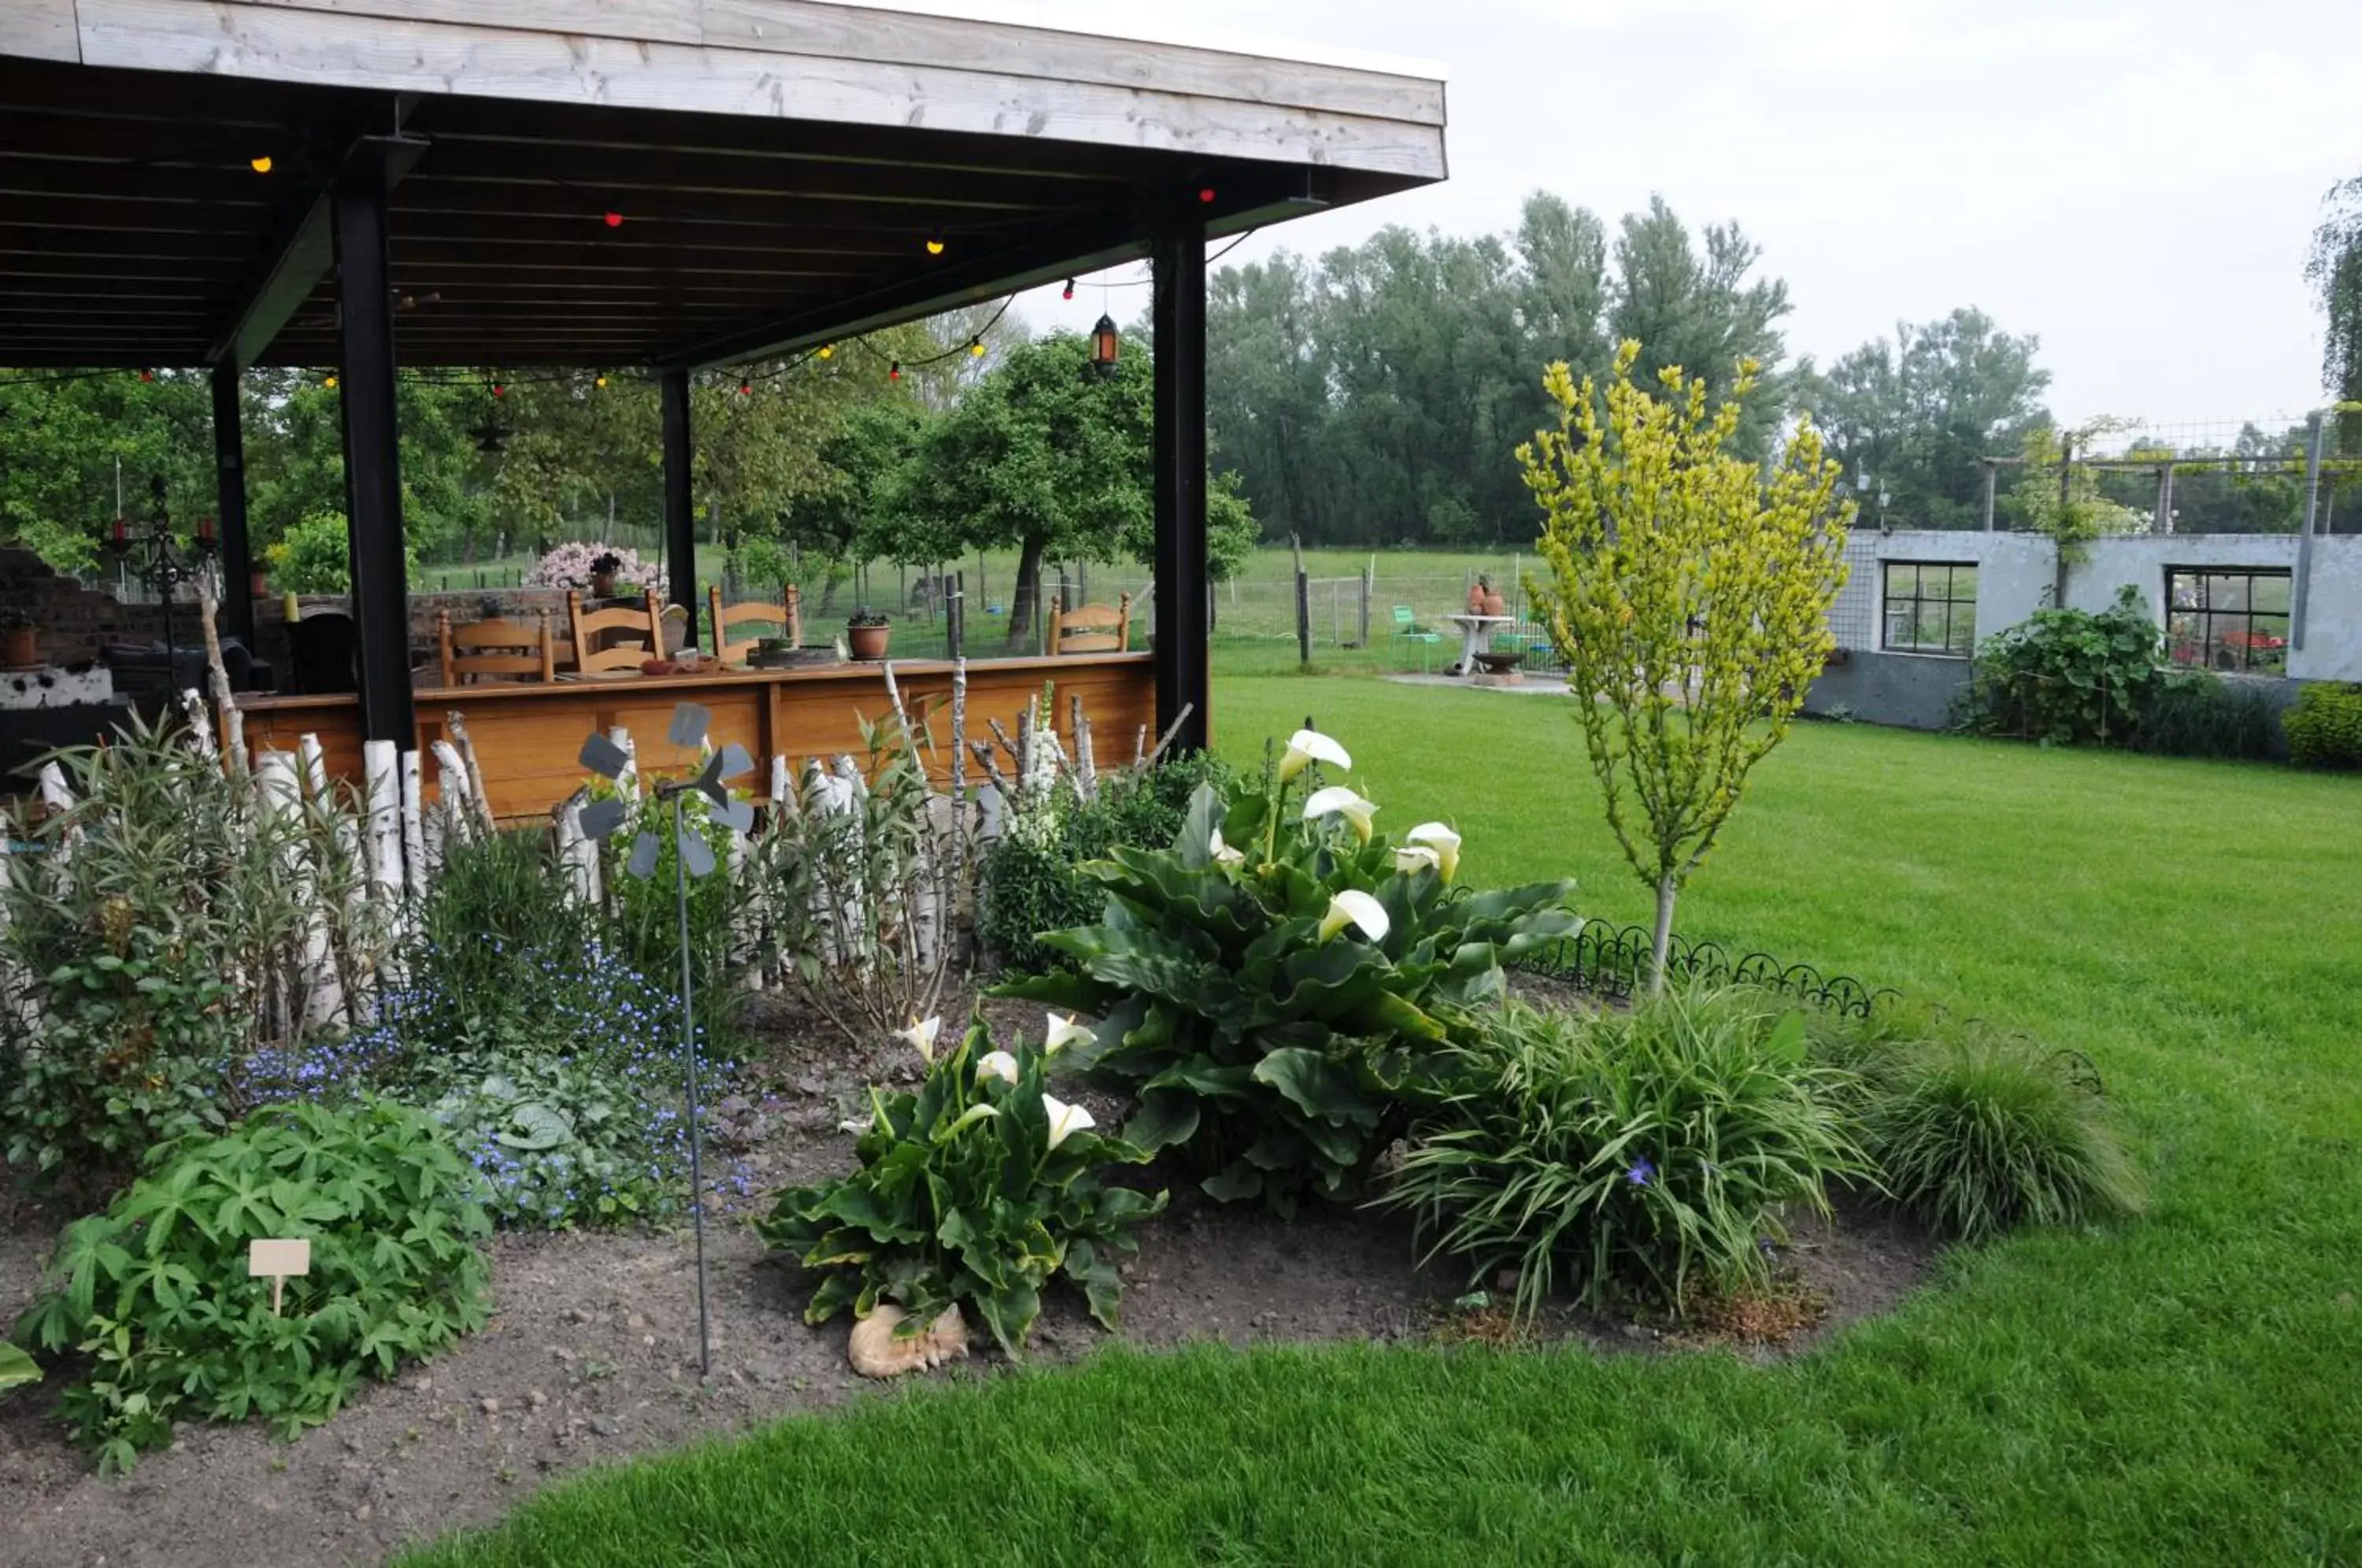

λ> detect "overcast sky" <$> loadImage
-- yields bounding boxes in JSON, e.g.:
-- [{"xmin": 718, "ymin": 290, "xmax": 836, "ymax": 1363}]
[{"xmin": 1016, "ymin": 0, "xmax": 2360, "ymax": 436}]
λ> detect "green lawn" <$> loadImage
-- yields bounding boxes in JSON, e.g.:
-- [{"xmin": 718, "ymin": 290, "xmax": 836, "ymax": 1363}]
[{"xmin": 400, "ymin": 676, "xmax": 2362, "ymax": 1567}]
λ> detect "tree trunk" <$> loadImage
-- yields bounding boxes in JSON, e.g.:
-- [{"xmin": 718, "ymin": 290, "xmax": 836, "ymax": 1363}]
[
  {"xmin": 1648, "ymin": 874, "xmax": 1678, "ymax": 996},
  {"xmin": 1006, "ymin": 534, "xmax": 1046, "ymax": 644}
]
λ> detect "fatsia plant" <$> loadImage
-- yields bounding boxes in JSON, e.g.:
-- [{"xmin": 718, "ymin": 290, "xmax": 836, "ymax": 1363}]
[
  {"xmin": 1000, "ymin": 729, "xmax": 1579, "ymax": 1215},
  {"xmin": 756, "ymin": 1015, "xmax": 1163, "ymax": 1356}
]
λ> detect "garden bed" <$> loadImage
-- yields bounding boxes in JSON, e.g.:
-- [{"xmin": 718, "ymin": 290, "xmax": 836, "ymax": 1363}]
[{"xmin": 0, "ymin": 988, "xmax": 1934, "ymax": 1568}]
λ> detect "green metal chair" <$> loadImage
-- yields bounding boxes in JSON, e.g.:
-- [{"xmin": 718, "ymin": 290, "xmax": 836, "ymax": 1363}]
[{"xmin": 1390, "ymin": 604, "xmax": 1442, "ymax": 672}]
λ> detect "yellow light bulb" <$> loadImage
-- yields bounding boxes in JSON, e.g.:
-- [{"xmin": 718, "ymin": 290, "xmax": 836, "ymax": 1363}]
[
  {"xmin": 924, "ymin": 235, "xmax": 946, "ymax": 256},
  {"xmin": 324, "ymin": 374, "xmax": 338, "ymax": 389},
  {"xmin": 969, "ymin": 341, "xmax": 986, "ymax": 358},
  {"xmin": 250, "ymin": 155, "xmax": 273, "ymax": 174},
  {"xmin": 817, "ymin": 345, "xmax": 833, "ymax": 360},
  {"xmin": 594, "ymin": 374, "xmax": 608, "ymax": 388}
]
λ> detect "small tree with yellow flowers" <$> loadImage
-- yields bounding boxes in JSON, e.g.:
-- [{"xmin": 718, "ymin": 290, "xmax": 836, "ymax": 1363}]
[{"xmin": 1520, "ymin": 342, "xmax": 1853, "ymax": 992}]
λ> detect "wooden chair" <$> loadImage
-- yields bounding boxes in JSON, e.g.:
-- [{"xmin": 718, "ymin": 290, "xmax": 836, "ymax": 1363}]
[
  {"xmin": 565, "ymin": 589, "xmax": 665, "ymax": 675},
  {"xmin": 438, "ymin": 608, "xmax": 555, "ymax": 686},
  {"xmin": 1048, "ymin": 591, "xmax": 1131, "ymax": 655},
  {"xmin": 709, "ymin": 582, "xmax": 802, "ymax": 663}
]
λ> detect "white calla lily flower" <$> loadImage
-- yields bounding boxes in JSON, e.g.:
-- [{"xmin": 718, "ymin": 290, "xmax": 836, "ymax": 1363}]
[
  {"xmin": 946, "ymin": 1102, "xmax": 1001, "ymax": 1135},
  {"xmin": 1405, "ymin": 822, "xmax": 1462, "ymax": 882},
  {"xmin": 835, "ymin": 1115, "xmax": 874, "ymax": 1135},
  {"xmin": 1318, "ymin": 889, "xmax": 1391, "ymax": 945},
  {"xmin": 1279, "ymin": 727, "xmax": 1352, "ymax": 782},
  {"xmin": 976, "ymin": 1050, "xmax": 1019, "ymax": 1085},
  {"xmin": 896, "ymin": 1015, "xmax": 942, "ymax": 1063},
  {"xmin": 1303, "ymin": 785, "xmax": 1379, "ymax": 845},
  {"xmin": 1209, "ymin": 827, "xmax": 1246, "ymax": 867},
  {"xmin": 1042, "ymin": 1094, "xmax": 1098, "ymax": 1150},
  {"xmin": 1394, "ymin": 844, "xmax": 1442, "ymax": 875},
  {"xmin": 1043, "ymin": 1013, "xmax": 1095, "ymax": 1055}
]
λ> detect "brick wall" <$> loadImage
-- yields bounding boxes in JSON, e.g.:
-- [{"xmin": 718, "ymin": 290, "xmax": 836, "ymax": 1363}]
[{"xmin": 0, "ymin": 547, "xmax": 169, "ymax": 667}]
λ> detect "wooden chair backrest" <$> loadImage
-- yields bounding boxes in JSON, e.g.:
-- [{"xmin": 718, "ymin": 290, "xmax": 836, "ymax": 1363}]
[
  {"xmin": 566, "ymin": 589, "xmax": 664, "ymax": 674},
  {"xmin": 439, "ymin": 608, "xmax": 555, "ymax": 686},
  {"xmin": 1049, "ymin": 591, "xmax": 1131, "ymax": 656},
  {"xmin": 708, "ymin": 582, "xmax": 802, "ymax": 663}
]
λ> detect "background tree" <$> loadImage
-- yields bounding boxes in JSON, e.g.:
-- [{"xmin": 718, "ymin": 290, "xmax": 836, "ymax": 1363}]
[
  {"xmin": 2308, "ymin": 175, "xmax": 2362, "ymax": 453},
  {"xmin": 1801, "ymin": 308, "xmax": 2053, "ymax": 529},
  {"xmin": 0, "ymin": 371, "xmax": 213, "ymax": 575},
  {"xmin": 1521, "ymin": 342, "xmax": 1852, "ymax": 990},
  {"xmin": 2005, "ymin": 418, "xmax": 2144, "ymax": 604}
]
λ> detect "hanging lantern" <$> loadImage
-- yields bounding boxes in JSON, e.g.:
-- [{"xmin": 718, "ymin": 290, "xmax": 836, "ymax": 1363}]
[{"xmin": 1089, "ymin": 314, "xmax": 1120, "ymax": 379}]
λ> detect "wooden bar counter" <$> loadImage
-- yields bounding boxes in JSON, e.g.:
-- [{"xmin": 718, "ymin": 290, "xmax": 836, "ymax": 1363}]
[{"xmin": 232, "ymin": 653, "xmax": 1157, "ymax": 823}]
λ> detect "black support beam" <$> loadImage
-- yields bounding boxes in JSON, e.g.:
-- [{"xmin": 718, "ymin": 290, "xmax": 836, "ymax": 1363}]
[
  {"xmin": 1152, "ymin": 213, "xmax": 1210, "ymax": 756},
  {"xmin": 209, "ymin": 364, "xmax": 256, "ymax": 653},
  {"xmin": 333, "ymin": 161, "xmax": 413, "ymax": 748},
  {"xmin": 659, "ymin": 368, "xmax": 698, "ymax": 644}
]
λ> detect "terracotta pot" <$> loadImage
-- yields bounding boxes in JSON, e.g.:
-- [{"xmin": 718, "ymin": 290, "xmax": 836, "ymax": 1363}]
[
  {"xmin": 590, "ymin": 572, "xmax": 617, "ymax": 598},
  {"xmin": 249, "ymin": 568, "xmax": 270, "ymax": 597},
  {"xmin": 1466, "ymin": 584, "xmax": 1486, "ymax": 615},
  {"xmin": 847, "ymin": 622, "xmax": 891, "ymax": 660},
  {"xmin": 2, "ymin": 626, "xmax": 37, "ymax": 668},
  {"xmin": 1479, "ymin": 591, "xmax": 1506, "ymax": 616}
]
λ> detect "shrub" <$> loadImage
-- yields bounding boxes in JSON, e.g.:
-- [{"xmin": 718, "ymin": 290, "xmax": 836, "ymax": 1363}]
[
  {"xmin": 2131, "ymin": 669, "xmax": 2282, "ymax": 760},
  {"xmin": 1001, "ymin": 728, "xmax": 1579, "ymax": 1215},
  {"xmin": 979, "ymin": 751, "xmax": 1235, "ymax": 974},
  {"xmin": 2286, "ymin": 682, "xmax": 2362, "ymax": 768},
  {"xmin": 1962, "ymin": 586, "xmax": 2162, "ymax": 747},
  {"xmin": 10, "ymin": 1100, "xmax": 491, "ymax": 1473},
  {"xmin": 1849, "ymin": 1026, "xmax": 2142, "ymax": 1243},
  {"xmin": 2, "ymin": 716, "xmax": 386, "ymax": 1193},
  {"xmin": 1382, "ymin": 992, "xmax": 1868, "ymax": 1320},
  {"xmin": 757, "ymin": 1015, "xmax": 1164, "ymax": 1355},
  {"xmin": 266, "ymin": 508, "xmax": 417, "ymax": 594}
]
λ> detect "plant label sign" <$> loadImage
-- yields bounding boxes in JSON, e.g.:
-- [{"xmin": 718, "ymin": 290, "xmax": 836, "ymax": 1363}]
[{"xmin": 248, "ymin": 1237, "xmax": 310, "ymax": 1315}]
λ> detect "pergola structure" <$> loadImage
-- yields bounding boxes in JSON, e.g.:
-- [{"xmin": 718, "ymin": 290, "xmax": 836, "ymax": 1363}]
[{"xmin": 0, "ymin": 0, "xmax": 1446, "ymax": 755}]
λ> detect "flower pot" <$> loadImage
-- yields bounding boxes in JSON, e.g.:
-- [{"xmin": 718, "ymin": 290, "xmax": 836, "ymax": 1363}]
[
  {"xmin": 1466, "ymin": 585, "xmax": 1486, "ymax": 615},
  {"xmin": 249, "ymin": 568, "xmax": 270, "ymax": 597},
  {"xmin": 847, "ymin": 623, "xmax": 891, "ymax": 660},
  {"xmin": 590, "ymin": 572, "xmax": 617, "ymax": 599},
  {"xmin": 0, "ymin": 627, "xmax": 35, "ymax": 668},
  {"xmin": 1479, "ymin": 591, "xmax": 1506, "ymax": 616}
]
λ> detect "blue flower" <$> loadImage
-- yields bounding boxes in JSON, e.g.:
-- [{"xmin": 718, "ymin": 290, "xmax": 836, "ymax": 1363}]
[{"xmin": 1624, "ymin": 1157, "xmax": 1655, "ymax": 1187}]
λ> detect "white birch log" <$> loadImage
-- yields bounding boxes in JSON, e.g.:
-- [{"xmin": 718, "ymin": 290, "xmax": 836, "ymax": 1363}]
[
  {"xmin": 399, "ymin": 748, "xmax": 428, "ymax": 895},
  {"xmin": 258, "ymin": 750, "xmax": 341, "ymax": 1028},
  {"xmin": 179, "ymin": 688, "xmax": 220, "ymax": 761},
  {"xmin": 35, "ymin": 761, "xmax": 74, "ymax": 867},
  {"xmin": 446, "ymin": 712, "xmax": 499, "ymax": 835},
  {"xmin": 429, "ymin": 739, "xmax": 474, "ymax": 850}
]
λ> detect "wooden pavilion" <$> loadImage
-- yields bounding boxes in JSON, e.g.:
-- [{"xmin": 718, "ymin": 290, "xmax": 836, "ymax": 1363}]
[{"xmin": 0, "ymin": 0, "xmax": 1446, "ymax": 812}]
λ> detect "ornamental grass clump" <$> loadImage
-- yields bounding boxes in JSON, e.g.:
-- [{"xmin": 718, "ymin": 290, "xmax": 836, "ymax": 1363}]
[
  {"xmin": 9, "ymin": 1100, "xmax": 492, "ymax": 1474},
  {"xmin": 1382, "ymin": 990, "xmax": 1869, "ymax": 1322},
  {"xmin": 1846, "ymin": 1023, "xmax": 2142, "ymax": 1244},
  {"xmin": 1000, "ymin": 727, "xmax": 1579, "ymax": 1215},
  {"xmin": 757, "ymin": 1015, "xmax": 1163, "ymax": 1356}
]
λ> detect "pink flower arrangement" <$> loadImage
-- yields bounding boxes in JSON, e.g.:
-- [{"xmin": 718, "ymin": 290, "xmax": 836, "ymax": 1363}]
[{"xmin": 526, "ymin": 541, "xmax": 668, "ymax": 601}]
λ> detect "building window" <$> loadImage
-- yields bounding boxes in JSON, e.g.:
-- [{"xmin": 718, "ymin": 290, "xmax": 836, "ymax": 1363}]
[
  {"xmin": 2167, "ymin": 568, "xmax": 2290, "ymax": 673},
  {"xmin": 1881, "ymin": 561, "xmax": 1977, "ymax": 656}
]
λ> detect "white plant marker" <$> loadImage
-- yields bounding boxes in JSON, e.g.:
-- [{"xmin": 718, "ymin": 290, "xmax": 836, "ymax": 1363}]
[{"xmin": 248, "ymin": 1237, "xmax": 310, "ymax": 1316}]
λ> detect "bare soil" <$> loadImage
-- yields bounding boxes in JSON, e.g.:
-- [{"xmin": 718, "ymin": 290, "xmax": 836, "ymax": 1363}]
[{"xmin": 0, "ymin": 990, "xmax": 1934, "ymax": 1568}]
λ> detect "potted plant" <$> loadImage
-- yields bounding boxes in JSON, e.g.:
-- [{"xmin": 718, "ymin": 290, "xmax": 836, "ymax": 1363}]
[
  {"xmin": 588, "ymin": 551, "xmax": 623, "ymax": 599},
  {"xmin": 846, "ymin": 608, "xmax": 891, "ymax": 660},
  {"xmin": 0, "ymin": 606, "xmax": 35, "ymax": 669},
  {"xmin": 1476, "ymin": 574, "xmax": 1506, "ymax": 617},
  {"xmin": 249, "ymin": 563, "xmax": 270, "ymax": 597}
]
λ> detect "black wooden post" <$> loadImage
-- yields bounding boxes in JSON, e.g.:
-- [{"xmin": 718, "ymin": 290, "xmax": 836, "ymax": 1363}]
[
  {"xmin": 209, "ymin": 364, "xmax": 255, "ymax": 653},
  {"xmin": 660, "ymin": 368, "xmax": 698, "ymax": 646},
  {"xmin": 332, "ymin": 168, "xmax": 412, "ymax": 746},
  {"xmin": 1152, "ymin": 215, "xmax": 1210, "ymax": 754}
]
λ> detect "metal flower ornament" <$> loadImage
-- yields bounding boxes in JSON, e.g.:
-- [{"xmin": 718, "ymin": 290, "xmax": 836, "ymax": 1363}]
[{"xmin": 576, "ymin": 702, "xmax": 754, "ymax": 1376}]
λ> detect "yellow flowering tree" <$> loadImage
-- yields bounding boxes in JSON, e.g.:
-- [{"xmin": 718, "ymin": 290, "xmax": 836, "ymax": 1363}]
[{"xmin": 1520, "ymin": 341, "xmax": 1852, "ymax": 991}]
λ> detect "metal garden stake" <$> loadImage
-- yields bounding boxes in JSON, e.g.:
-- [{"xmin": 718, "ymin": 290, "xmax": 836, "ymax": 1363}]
[{"xmin": 576, "ymin": 702, "xmax": 753, "ymax": 1377}]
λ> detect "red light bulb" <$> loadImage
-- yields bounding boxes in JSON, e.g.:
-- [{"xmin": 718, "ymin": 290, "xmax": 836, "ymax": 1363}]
[
  {"xmin": 491, "ymin": 383, "xmax": 505, "ymax": 398},
  {"xmin": 1062, "ymin": 278, "xmax": 1076, "ymax": 301},
  {"xmin": 604, "ymin": 209, "xmax": 624, "ymax": 228},
  {"xmin": 1198, "ymin": 186, "xmax": 1216, "ymax": 204},
  {"xmin": 889, "ymin": 361, "xmax": 901, "ymax": 380},
  {"xmin": 739, "ymin": 378, "xmax": 752, "ymax": 395}
]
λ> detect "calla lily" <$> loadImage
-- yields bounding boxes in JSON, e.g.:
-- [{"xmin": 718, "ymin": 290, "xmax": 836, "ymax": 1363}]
[
  {"xmin": 1394, "ymin": 844, "xmax": 1442, "ymax": 875},
  {"xmin": 835, "ymin": 1115, "xmax": 874, "ymax": 1135},
  {"xmin": 1303, "ymin": 785, "xmax": 1378, "ymax": 844},
  {"xmin": 976, "ymin": 1050, "xmax": 1019, "ymax": 1085},
  {"xmin": 1042, "ymin": 1094, "xmax": 1097, "ymax": 1149},
  {"xmin": 896, "ymin": 1015, "xmax": 942, "ymax": 1063},
  {"xmin": 946, "ymin": 1102, "xmax": 1001, "ymax": 1135},
  {"xmin": 1405, "ymin": 822, "xmax": 1462, "ymax": 881},
  {"xmin": 1209, "ymin": 827, "xmax": 1246, "ymax": 867},
  {"xmin": 1318, "ymin": 889, "xmax": 1390, "ymax": 945},
  {"xmin": 1279, "ymin": 727, "xmax": 1351, "ymax": 782},
  {"xmin": 1042, "ymin": 1014, "xmax": 1094, "ymax": 1055}
]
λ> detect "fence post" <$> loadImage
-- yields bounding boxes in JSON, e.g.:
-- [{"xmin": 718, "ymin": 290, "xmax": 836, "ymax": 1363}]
[
  {"xmin": 1295, "ymin": 568, "xmax": 1311, "ymax": 670},
  {"xmin": 1983, "ymin": 460, "xmax": 1998, "ymax": 531},
  {"xmin": 2294, "ymin": 411, "xmax": 2325, "ymax": 654},
  {"xmin": 1357, "ymin": 564, "xmax": 1370, "ymax": 649}
]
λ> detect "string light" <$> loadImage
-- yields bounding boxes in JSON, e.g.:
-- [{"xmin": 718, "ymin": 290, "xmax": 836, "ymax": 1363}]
[
  {"xmin": 324, "ymin": 374, "xmax": 338, "ymax": 389},
  {"xmin": 817, "ymin": 345, "xmax": 833, "ymax": 359},
  {"xmin": 250, "ymin": 155, "xmax": 273, "ymax": 174},
  {"xmin": 924, "ymin": 232, "xmax": 946, "ymax": 257},
  {"xmin": 889, "ymin": 361, "xmax": 901, "ymax": 380},
  {"xmin": 1062, "ymin": 279, "xmax": 1076, "ymax": 301},
  {"xmin": 491, "ymin": 382, "xmax": 505, "ymax": 398},
  {"xmin": 604, "ymin": 209, "xmax": 624, "ymax": 228},
  {"xmin": 1198, "ymin": 186, "xmax": 1217, "ymax": 204},
  {"xmin": 139, "ymin": 368, "xmax": 154, "ymax": 383},
  {"xmin": 968, "ymin": 339, "xmax": 986, "ymax": 358},
  {"xmin": 594, "ymin": 373, "xmax": 608, "ymax": 389},
  {"xmin": 739, "ymin": 377, "xmax": 753, "ymax": 395}
]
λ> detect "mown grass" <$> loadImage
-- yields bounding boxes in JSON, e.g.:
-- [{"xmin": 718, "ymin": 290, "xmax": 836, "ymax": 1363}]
[{"xmin": 400, "ymin": 677, "xmax": 2362, "ymax": 1567}]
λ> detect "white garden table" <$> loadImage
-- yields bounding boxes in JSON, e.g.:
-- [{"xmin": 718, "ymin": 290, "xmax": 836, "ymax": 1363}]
[{"xmin": 1441, "ymin": 614, "xmax": 1514, "ymax": 677}]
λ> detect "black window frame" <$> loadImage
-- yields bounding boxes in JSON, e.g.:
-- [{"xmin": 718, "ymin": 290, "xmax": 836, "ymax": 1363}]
[
  {"xmin": 2164, "ymin": 566, "xmax": 2292, "ymax": 674},
  {"xmin": 1879, "ymin": 560, "xmax": 1979, "ymax": 657}
]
